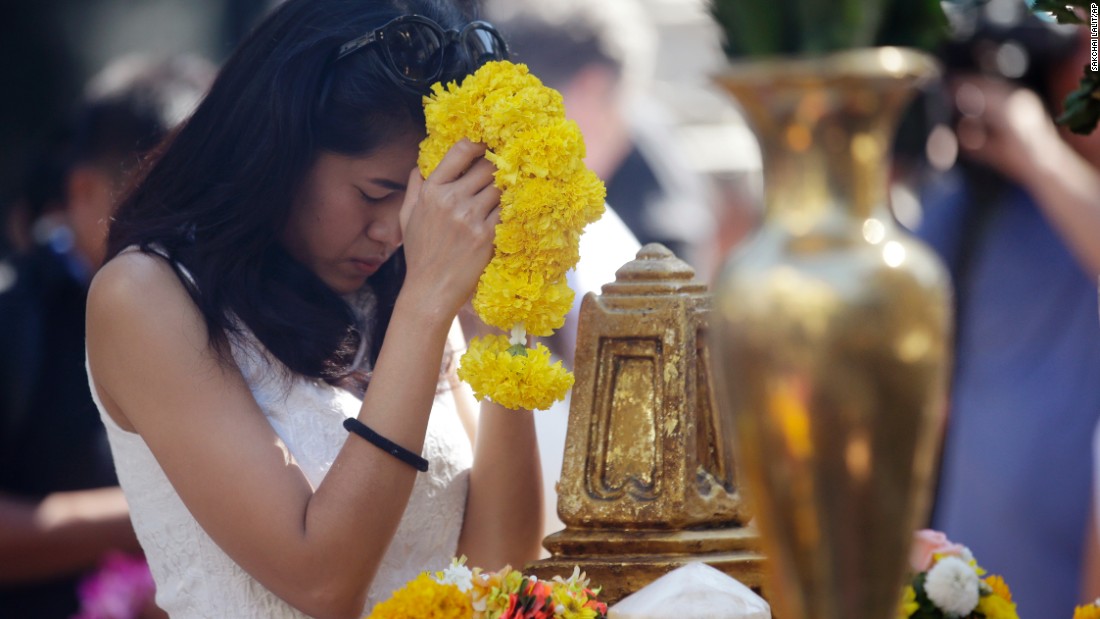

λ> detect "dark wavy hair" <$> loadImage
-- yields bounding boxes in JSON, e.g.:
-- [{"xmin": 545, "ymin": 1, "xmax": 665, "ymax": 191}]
[{"xmin": 106, "ymin": 0, "xmax": 470, "ymax": 387}]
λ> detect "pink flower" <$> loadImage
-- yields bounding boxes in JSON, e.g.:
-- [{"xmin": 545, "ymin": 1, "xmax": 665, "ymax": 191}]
[
  {"xmin": 910, "ymin": 529, "xmax": 969, "ymax": 573},
  {"xmin": 72, "ymin": 552, "xmax": 156, "ymax": 619}
]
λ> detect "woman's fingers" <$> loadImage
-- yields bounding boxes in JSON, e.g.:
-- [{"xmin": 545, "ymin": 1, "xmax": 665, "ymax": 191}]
[
  {"xmin": 455, "ymin": 157, "xmax": 497, "ymax": 192},
  {"xmin": 427, "ymin": 138, "xmax": 487, "ymax": 184},
  {"xmin": 473, "ymin": 182, "xmax": 503, "ymax": 222},
  {"xmin": 486, "ymin": 203, "xmax": 501, "ymax": 228},
  {"xmin": 400, "ymin": 167, "xmax": 424, "ymax": 237},
  {"xmin": 420, "ymin": 142, "xmax": 501, "ymax": 222}
]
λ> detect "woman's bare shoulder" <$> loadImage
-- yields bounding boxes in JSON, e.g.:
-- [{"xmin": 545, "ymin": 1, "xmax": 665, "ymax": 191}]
[
  {"xmin": 90, "ymin": 250, "xmax": 186, "ymax": 307},
  {"xmin": 87, "ymin": 249, "xmax": 209, "ymax": 379},
  {"xmin": 87, "ymin": 249, "xmax": 208, "ymax": 342}
]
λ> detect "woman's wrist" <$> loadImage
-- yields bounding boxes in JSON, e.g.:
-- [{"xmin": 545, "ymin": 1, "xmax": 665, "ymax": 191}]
[{"xmin": 391, "ymin": 290, "xmax": 456, "ymax": 340}]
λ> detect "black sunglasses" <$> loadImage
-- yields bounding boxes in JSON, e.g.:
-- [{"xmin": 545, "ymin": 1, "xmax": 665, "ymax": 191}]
[{"xmin": 334, "ymin": 15, "xmax": 509, "ymax": 89}]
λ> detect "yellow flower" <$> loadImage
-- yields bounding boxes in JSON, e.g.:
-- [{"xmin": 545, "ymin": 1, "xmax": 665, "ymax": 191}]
[
  {"xmin": 420, "ymin": 60, "xmax": 605, "ymax": 410},
  {"xmin": 1075, "ymin": 602, "xmax": 1100, "ymax": 619},
  {"xmin": 487, "ymin": 120, "xmax": 586, "ymax": 185},
  {"xmin": 458, "ymin": 335, "xmax": 575, "ymax": 411},
  {"xmin": 970, "ymin": 574, "xmax": 1017, "ymax": 619},
  {"xmin": 470, "ymin": 566, "xmax": 526, "ymax": 619},
  {"xmin": 897, "ymin": 585, "xmax": 918, "ymax": 619},
  {"xmin": 549, "ymin": 578, "xmax": 601, "ymax": 619},
  {"xmin": 367, "ymin": 573, "xmax": 472, "ymax": 619},
  {"xmin": 975, "ymin": 591, "xmax": 1018, "ymax": 619},
  {"xmin": 472, "ymin": 266, "xmax": 574, "ymax": 336},
  {"xmin": 564, "ymin": 168, "xmax": 607, "ymax": 225},
  {"xmin": 983, "ymin": 574, "xmax": 1012, "ymax": 602}
]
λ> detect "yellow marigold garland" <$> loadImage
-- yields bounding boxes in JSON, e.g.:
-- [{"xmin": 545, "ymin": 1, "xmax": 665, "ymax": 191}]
[
  {"xmin": 457, "ymin": 335, "xmax": 574, "ymax": 412},
  {"xmin": 419, "ymin": 61, "xmax": 606, "ymax": 410}
]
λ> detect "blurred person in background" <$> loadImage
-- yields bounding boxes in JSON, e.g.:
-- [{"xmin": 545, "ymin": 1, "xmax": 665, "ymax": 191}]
[
  {"xmin": 908, "ymin": 2, "xmax": 1100, "ymax": 614},
  {"xmin": 0, "ymin": 52, "xmax": 213, "ymax": 618},
  {"xmin": 2, "ymin": 136, "xmax": 70, "ymax": 258},
  {"xmin": 484, "ymin": 0, "xmax": 714, "ymax": 270}
]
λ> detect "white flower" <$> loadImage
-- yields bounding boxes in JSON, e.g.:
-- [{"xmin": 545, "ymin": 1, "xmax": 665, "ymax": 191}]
[
  {"xmin": 435, "ymin": 559, "xmax": 473, "ymax": 592},
  {"xmin": 552, "ymin": 565, "xmax": 589, "ymax": 587},
  {"xmin": 924, "ymin": 556, "xmax": 980, "ymax": 616},
  {"xmin": 509, "ymin": 324, "xmax": 527, "ymax": 346}
]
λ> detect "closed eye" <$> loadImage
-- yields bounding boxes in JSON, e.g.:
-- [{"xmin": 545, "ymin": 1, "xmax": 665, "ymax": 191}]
[{"xmin": 358, "ymin": 188, "xmax": 394, "ymax": 205}]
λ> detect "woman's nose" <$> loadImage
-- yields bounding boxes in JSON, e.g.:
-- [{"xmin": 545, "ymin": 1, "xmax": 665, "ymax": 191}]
[{"xmin": 368, "ymin": 202, "xmax": 403, "ymax": 247}]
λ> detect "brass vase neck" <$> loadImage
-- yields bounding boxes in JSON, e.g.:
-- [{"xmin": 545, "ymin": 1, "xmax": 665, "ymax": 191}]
[{"xmin": 714, "ymin": 48, "xmax": 940, "ymax": 231}]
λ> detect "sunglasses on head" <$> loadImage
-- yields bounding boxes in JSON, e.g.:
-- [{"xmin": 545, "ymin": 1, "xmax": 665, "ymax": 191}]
[{"xmin": 334, "ymin": 15, "xmax": 509, "ymax": 90}]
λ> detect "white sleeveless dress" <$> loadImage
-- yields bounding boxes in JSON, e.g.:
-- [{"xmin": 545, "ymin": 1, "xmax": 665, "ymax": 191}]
[{"xmin": 90, "ymin": 254, "xmax": 473, "ymax": 618}]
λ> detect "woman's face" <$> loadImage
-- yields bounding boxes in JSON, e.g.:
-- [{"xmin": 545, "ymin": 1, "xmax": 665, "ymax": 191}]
[{"xmin": 283, "ymin": 135, "xmax": 420, "ymax": 295}]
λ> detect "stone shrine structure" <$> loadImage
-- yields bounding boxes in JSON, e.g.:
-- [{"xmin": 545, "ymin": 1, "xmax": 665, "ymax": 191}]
[{"xmin": 525, "ymin": 243, "xmax": 766, "ymax": 604}]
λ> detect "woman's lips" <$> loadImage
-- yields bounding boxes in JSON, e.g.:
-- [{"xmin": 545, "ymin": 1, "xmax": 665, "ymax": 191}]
[{"xmin": 350, "ymin": 258, "xmax": 382, "ymax": 276}]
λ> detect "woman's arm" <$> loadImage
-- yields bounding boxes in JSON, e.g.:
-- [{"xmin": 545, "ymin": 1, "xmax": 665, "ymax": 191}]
[
  {"xmin": 87, "ymin": 140, "xmax": 501, "ymax": 619},
  {"xmin": 456, "ymin": 399, "xmax": 544, "ymax": 570},
  {"xmin": 88, "ymin": 255, "xmax": 450, "ymax": 619},
  {"xmin": 451, "ymin": 310, "xmax": 544, "ymax": 569}
]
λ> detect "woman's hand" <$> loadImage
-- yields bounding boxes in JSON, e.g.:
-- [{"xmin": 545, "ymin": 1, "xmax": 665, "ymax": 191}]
[{"xmin": 399, "ymin": 139, "xmax": 501, "ymax": 319}]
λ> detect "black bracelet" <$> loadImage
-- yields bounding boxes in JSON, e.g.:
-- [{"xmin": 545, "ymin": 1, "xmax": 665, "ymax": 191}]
[{"xmin": 342, "ymin": 418, "xmax": 429, "ymax": 472}]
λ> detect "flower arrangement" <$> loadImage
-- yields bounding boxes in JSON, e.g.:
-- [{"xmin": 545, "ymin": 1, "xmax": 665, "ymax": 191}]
[
  {"xmin": 418, "ymin": 60, "xmax": 606, "ymax": 411},
  {"xmin": 1075, "ymin": 598, "xmax": 1100, "ymax": 619},
  {"xmin": 367, "ymin": 558, "xmax": 608, "ymax": 619},
  {"xmin": 897, "ymin": 530, "xmax": 1017, "ymax": 619}
]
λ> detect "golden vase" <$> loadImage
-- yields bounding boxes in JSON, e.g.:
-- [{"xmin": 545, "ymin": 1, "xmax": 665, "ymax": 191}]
[{"xmin": 710, "ymin": 48, "xmax": 952, "ymax": 619}]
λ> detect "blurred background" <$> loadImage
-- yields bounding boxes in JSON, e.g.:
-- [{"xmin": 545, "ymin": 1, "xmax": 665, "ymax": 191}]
[
  {"xmin": 0, "ymin": 0, "xmax": 761, "ymax": 267},
  {"xmin": 4, "ymin": 2, "xmax": 1098, "ymax": 617},
  {"xmin": 0, "ymin": 0, "xmax": 268, "ymax": 210}
]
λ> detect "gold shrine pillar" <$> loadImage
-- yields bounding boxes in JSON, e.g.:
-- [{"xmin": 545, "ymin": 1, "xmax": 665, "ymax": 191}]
[{"xmin": 525, "ymin": 243, "xmax": 766, "ymax": 604}]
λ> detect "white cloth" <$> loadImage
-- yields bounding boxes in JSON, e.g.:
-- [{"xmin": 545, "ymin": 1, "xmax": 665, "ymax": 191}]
[
  {"xmin": 90, "ymin": 259, "xmax": 473, "ymax": 618},
  {"xmin": 608, "ymin": 562, "xmax": 771, "ymax": 619}
]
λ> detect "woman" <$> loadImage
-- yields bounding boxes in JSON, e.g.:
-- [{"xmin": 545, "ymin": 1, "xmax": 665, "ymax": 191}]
[{"xmin": 85, "ymin": 1, "xmax": 543, "ymax": 617}]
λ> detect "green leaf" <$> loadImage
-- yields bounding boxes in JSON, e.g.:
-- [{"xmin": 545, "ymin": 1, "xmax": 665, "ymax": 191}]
[
  {"xmin": 708, "ymin": 0, "xmax": 791, "ymax": 56},
  {"xmin": 876, "ymin": 0, "xmax": 951, "ymax": 50},
  {"xmin": 797, "ymin": 0, "xmax": 887, "ymax": 53},
  {"xmin": 708, "ymin": 0, "xmax": 948, "ymax": 58},
  {"xmin": 1029, "ymin": 0, "xmax": 1087, "ymax": 23},
  {"xmin": 506, "ymin": 343, "xmax": 528, "ymax": 357},
  {"xmin": 1057, "ymin": 68, "xmax": 1100, "ymax": 134}
]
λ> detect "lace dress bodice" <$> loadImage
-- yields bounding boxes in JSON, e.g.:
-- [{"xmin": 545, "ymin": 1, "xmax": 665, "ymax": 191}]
[{"xmin": 91, "ymin": 266, "xmax": 473, "ymax": 618}]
